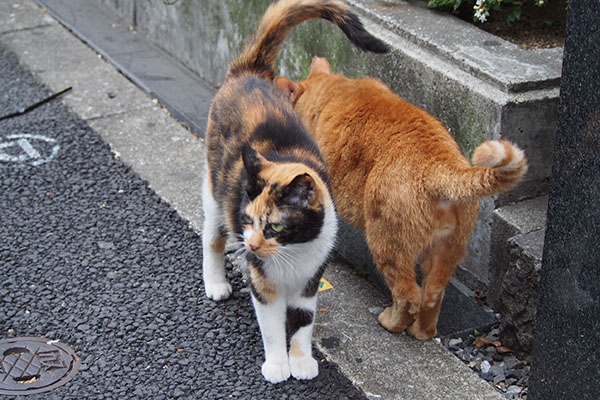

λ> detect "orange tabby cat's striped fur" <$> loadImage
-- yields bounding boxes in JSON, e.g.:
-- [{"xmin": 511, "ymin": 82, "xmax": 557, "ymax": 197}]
[
  {"xmin": 201, "ymin": 0, "xmax": 387, "ymax": 384},
  {"xmin": 276, "ymin": 57, "xmax": 527, "ymax": 339}
]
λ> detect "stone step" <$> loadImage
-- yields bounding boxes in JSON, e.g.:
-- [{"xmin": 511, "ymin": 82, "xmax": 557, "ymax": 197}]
[{"xmin": 488, "ymin": 195, "xmax": 548, "ymax": 357}]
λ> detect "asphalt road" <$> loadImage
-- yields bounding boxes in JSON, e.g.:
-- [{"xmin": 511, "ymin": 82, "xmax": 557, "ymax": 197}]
[{"xmin": 0, "ymin": 44, "xmax": 365, "ymax": 399}]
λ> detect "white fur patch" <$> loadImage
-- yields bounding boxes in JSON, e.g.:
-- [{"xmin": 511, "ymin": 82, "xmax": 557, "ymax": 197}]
[
  {"xmin": 201, "ymin": 168, "xmax": 232, "ymax": 301},
  {"xmin": 480, "ymin": 141, "xmax": 505, "ymax": 167},
  {"xmin": 497, "ymin": 144, "xmax": 525, "ymax": 171}
]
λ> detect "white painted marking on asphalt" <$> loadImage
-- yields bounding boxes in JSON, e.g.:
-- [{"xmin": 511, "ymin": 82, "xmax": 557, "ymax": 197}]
[
  {"xmin": 0, "ymin": 133, "xmax": 60, "ymax": 166},
  {"xmin": 17, "ymin": 138, "xmax": 42, "ymax": 159}
]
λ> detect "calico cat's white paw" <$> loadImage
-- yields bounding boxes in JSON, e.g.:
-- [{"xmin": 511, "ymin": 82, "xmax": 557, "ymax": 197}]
[
  {"xmin": 290, "ymin": 356, "xmax": 318, "ymax": 380},
  {"xmin": 261, "ymin": 360, "xmax": 291, "ymax": 384},
  {"xmin": 204, "ymin": 281, "xmax": 232, "ymax": 301}
]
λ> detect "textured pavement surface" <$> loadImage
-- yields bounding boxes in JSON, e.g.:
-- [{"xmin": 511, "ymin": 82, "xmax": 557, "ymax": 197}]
[{"xmin": 0, "ymin": 46, "xmax": 363, "ymax": 399}]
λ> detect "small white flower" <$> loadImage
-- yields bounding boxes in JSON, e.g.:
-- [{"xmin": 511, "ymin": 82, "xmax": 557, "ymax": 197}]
[
  {"xmin": 473, "ymin": 0, "xmax": 490, "ymax": 23},
  {"xmin": 474, "ymin": 10, "xmax": 488, "ymax": 23}
]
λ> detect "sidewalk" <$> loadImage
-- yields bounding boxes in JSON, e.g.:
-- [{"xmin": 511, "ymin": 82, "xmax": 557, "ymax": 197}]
[{"xmin": 0, "ymin": 1, "xmax": 503, "ymax": 398}]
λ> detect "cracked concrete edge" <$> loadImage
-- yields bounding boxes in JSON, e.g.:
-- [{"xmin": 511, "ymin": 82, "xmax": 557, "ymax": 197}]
[
  {"xmin": 347, "ymin": 0, "xmax": 562, "ymax": 93},
  {"xmin": 0, "ymin": 1, "xmax": 503, "ymax": 399},
  {"xmin": 494, "ymin": 196, "xmax": 549, "ymax": 236}
]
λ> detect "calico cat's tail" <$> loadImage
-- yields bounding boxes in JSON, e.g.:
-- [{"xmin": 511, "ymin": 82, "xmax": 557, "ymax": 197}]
[
  {"xmin": 434, "ymin": 140, "xmax": 528, "ymax": 201},
  {"xmin": 227, "ymin": 0, "xmax": 388, "ymax": 81}
]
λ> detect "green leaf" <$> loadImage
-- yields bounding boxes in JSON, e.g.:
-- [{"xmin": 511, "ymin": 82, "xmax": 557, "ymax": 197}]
[{"xmin": 506, "ymin": 6, "xmax": 522, "ymax": 26}]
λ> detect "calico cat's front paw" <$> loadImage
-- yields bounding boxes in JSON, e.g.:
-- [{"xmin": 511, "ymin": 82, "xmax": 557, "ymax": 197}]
[
  {"xmin": 290, "ymin": 356, "xmax": 318, "ymax": 380},
  {"xmin": 261, "ymin": 360, "xmax": 291, "ymax": 384},
  {"xmin": 204, "ymin": 281, "xmax": 233, "ymax": 301}
]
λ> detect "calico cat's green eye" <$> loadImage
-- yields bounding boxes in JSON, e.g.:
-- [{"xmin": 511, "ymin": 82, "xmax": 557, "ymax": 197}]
[
  {"xmin": 269, "ymin": 223, "xmax": 284, "ymax": 233},
  {"xmin": 242, "ymin": 215, "xmax": 253, "ymax": 225}
]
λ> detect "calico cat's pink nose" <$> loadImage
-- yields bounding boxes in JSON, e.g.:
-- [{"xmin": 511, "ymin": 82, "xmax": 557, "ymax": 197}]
[{"xmin": 249, "ymin": 243, "xmax": 260, "ymax": 252}]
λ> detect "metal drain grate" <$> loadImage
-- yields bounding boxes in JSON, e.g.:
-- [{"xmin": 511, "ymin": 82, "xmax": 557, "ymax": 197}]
[{"xmin": 0, "ymin": 337, "xmax": 80, "ymax": 395}]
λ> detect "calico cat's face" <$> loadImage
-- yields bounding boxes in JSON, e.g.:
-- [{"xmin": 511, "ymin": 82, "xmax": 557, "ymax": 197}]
[{"xmin": 239, "ymin": 145, "xmax": 327, "ymax": 260}]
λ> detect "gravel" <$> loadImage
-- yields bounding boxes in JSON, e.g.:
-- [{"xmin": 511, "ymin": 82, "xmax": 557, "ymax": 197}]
[
  {"xmin": 440, "ymin": 324, "xmax": 530, "ymax": 399},
  {"xmin": 0, "ymin": 46, "xmax": 364, "ymax": 399}
]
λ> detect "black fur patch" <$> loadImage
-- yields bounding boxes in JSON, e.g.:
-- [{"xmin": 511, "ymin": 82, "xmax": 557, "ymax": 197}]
[
  {"xmin": 250, "ymin": 282, "xmax": 267, "ymax": 305},
  {"xmin": 246, "ymin": 252, "xmax": 265, "ymax": 270},
  {"xmin": 242, "ymin": 144, "xmax": 266, "ymax": 200},
  {"xmin": 282, "ymin": 174, "xmax": 315, "ymax": 209},
  {"xmin": 338, "ymin": 11, "xmax": 389, "ymax": 54},
  {"xmin": 242, "ymin": 146, "xmax": 261, "ymax": 177},
  {"xmin": 302, "ymin": 263, "xmax": 327, "ymax": 298},
  {"xmin": 247, "ymin": 254, "xmax": 268, "ymax": 305},
  {"xmin": 286, "ymin": 307, "xmax": 314, "ymax": 337},
  {"xmin": 251, "ymin": 118, "xmax": 317, "ymax": 155},
  {"xmin": 272, "ymin": 205, "xmax": 324, "ymax": 244},
  {"xmin": 218, "ymin": 225, "xmax": 229, "ymax": 238}
]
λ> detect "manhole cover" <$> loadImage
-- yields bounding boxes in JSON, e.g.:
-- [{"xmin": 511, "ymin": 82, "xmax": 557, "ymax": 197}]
[{"xmin": 0, "ymin": 337, "xmax": 80, "ymax": 395}]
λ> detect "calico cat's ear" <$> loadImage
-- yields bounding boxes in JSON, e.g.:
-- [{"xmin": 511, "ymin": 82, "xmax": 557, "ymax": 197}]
[
  {"xmin": 275, "ymin": 77, "xmax": 303, "ymax": 104},
  {"xmin": 242, "ymin": 144, "xmax": 263, "ymax": 178},
  {"xmin": 309, "ymin": 56, "xmax": 332, "ymax": 76},
  {"xmin": 282, "ymin": 173, "xmax": 317, "ymax": 208},
  {"xmin": 242, "ymin": 145, "xmax": 267, "ymax": 197}
]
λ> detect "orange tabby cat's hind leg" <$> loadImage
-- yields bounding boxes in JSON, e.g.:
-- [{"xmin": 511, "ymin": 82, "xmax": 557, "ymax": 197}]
[
  {"xmin": 407, "ymin": 224, "xmax": 472, "ymax": 340},
  {"xmin": 364, "ymin": 178, "xmax": 423, "ymax": 334},
  {"xmin": 406, "ymin": 285, "xmax": 446, "ymax": 340},
  {"xmin": 375, "ymin": 260, "xmax": 421, "ymax": 333}
]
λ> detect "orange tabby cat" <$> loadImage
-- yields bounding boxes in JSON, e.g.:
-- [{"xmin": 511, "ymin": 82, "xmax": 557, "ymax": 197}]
[{"xmin": 275, "ymin": 57, "xmax": 528, "ymax": 339}]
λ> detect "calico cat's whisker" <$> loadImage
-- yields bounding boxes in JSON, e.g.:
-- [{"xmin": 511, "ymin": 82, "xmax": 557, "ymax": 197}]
[
  {"xmin": 279, "ymin": 247, "xmax": 307, "ymax": 266},
  {"xmin": 225, "ymin": 239, "xmax": 245, "ymax": 253},
  {"xmin": 271, "ymin": 252, "xmax": 299, "ymax": 280},
  {"xmin": 270, "ymin": 253, "xmax": 286, "ymax": 271},
  {"xmin": 280, "ymin": 249, "xmax": 303, "ymax": 267},
  {"xmin": 225, "ymin": 242, "xmax": 243, "ymax": 251},
  {"xmin": 274, "ymin": 250, "xmax": 297, "ymax": 271},
  {"xmin": 232, "ymin": 247, "xmax": 247, "ymax": 259},
  {"xmin": 280, "ymin": 245, "xmax": 303, "ymax": 256}
]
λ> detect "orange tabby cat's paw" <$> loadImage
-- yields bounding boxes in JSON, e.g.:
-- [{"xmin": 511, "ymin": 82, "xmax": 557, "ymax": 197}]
[
  {"xmin": 407, "ymin": 320, "xmax": 436, "ymax": 340},
  {"xmin": 377, "ymin": 306, "xmax": 415, "ymax": 333}
]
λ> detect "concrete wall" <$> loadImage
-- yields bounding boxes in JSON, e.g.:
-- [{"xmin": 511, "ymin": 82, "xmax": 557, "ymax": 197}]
[{"xmin": 94, "ymin": 0, "xmax": 561, "ymax": 291}]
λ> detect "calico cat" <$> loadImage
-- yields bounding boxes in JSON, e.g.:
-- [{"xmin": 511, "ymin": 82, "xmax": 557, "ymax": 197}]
[
  {"xmin": 275, "ymin": 56, "xmax": 528, "ymax": 340},
  {"xmin": 201, "ymin": 0, "xmax": 387, "ymax": 383}
]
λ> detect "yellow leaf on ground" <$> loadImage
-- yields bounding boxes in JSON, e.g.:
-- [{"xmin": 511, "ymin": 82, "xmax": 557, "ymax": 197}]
[{"xmin": 318, "ymin": 277, "xmax": 333, "ymax": 292}]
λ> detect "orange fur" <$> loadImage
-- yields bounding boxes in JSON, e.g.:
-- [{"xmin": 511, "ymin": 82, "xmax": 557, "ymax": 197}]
[{"xmin": 276, "ymin": 57, "xmax": 528, "ymax": 339}]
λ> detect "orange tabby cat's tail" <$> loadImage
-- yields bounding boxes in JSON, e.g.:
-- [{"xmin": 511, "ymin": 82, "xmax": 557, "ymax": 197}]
[
  {"xmin": 227, "ymin": 0, "xmax": 388, "ymax": 81},
  {"xmin": 435, "ymin": 140, "xmax": 528, "ymax": 200}
]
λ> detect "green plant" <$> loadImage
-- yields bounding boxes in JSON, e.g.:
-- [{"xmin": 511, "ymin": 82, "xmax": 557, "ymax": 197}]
[{"xmin": 427, "ymin": 0, "xmax": 552, "ymax": 25}]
